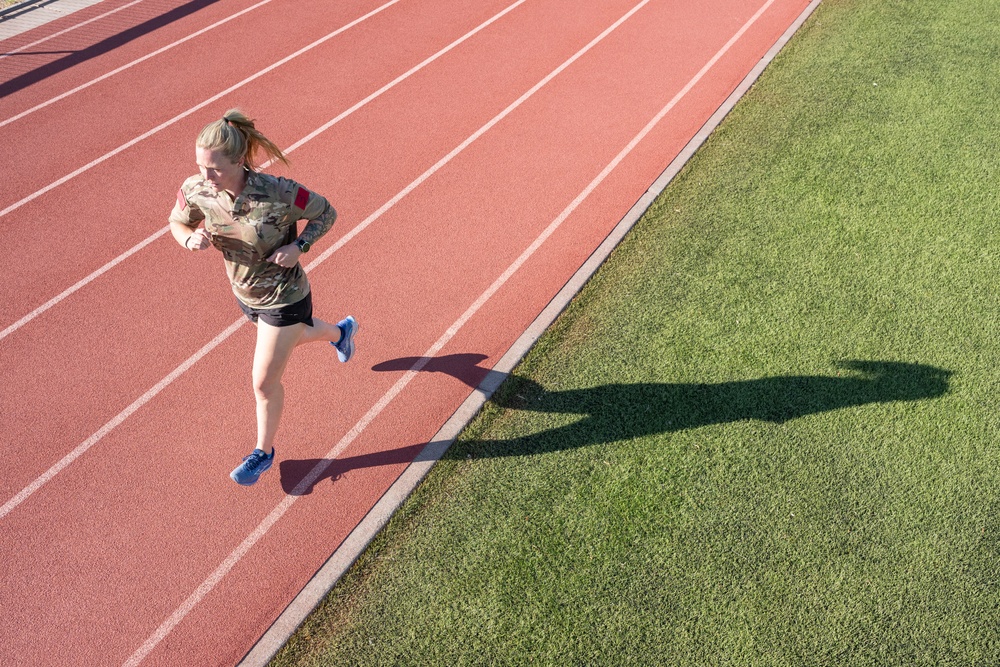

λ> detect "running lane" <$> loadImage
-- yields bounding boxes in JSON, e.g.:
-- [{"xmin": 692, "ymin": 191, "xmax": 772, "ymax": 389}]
[{"xmin": 0, "ymin": 0, "xmax": 813, "ymax": 664}]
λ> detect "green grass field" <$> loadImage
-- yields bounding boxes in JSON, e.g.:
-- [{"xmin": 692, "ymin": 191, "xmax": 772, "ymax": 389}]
[{"xmin": 272, "ymin": 0, "xmax": 1000, "ymax": 664}]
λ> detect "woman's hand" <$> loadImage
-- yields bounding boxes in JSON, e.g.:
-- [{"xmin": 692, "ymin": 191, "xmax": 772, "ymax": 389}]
[
  {"xmin": 185, "ymin": 228, "xmax": 212, "ymax": 251},
  {"xmin": 267, "ymin": 244, "xmax": 303, "ymax": 268}
]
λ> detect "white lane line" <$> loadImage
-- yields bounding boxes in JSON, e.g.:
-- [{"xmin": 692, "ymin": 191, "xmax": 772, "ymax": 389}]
[
  {"xmin": 0, "ymin": 0, "xmax": 403, "ymax": 220},
  {"xmin": 0, "ymin": 0, "xmax": 274, "ymax": 128},
  {"xmin": 263, "ymin": 0, "xmax": 532, "ymax": 163},
  {"xmin": 0, "ymin": 0, "xmax": 145, "ymax": 59},
  {"xmin": 305, "ymin": 0, "xmax": 654, "ymax": 268},
  {"xmin": 0, "ymin": 317, "xmax": 247, "ymax": 522},
  {"xmin": 0, "ymin": 0, "xmax": 527, "ymax": 345},
  {"xmin": 0, "ymin": 226, "xmax": 168, "ymax": 343}
]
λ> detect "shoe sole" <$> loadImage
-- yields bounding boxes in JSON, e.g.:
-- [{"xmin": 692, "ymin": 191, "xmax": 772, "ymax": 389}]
[{"xmin": 231, "ymin": 470, "xmax": 269, "ymax": 486}]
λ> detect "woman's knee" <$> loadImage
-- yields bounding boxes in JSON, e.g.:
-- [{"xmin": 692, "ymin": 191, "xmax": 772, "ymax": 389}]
[{"xmin": 253, "ymin": 373, "xmax": 284, "ymax": 399}]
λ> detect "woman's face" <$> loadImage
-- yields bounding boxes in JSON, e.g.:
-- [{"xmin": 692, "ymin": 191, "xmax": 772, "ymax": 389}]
[{"xmin": 196, "ymin": 146, "xmax": 245, "ymax": 195}]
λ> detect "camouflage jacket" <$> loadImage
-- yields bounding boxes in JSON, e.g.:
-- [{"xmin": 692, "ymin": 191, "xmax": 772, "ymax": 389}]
[{"xmin": 169, "ymin": 171, "xmax": 336, "ymax": 308}]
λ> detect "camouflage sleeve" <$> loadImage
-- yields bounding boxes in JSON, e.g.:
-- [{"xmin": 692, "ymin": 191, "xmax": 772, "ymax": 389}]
[
  {"xmin": 281, "ymin": 179, "xmax": 337, "ymax": 246},
  {"xmin": 168, "ymin": 182, "xmax": 205, "ymax": 228},
  {"xmin": 298, "ymin": 198, "xmax": 337, "ymax": 246}
]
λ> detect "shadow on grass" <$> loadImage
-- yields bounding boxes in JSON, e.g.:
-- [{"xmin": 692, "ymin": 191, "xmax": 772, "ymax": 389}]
[{"xmin": 279, "ymin": 357, "xmax": 951, "ymax": 495}]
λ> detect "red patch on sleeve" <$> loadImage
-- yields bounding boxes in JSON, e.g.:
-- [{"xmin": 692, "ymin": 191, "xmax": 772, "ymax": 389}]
[
  {"xmin": 176, "ymin": 188, "xmax": 187, "ymax": 210},
  {"xmin": 294, "ymin": 187, "xmax": 309, "ymax": 211}
]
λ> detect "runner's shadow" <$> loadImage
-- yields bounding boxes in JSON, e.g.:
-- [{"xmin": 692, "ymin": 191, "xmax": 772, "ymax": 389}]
[
  {"xmin": 371, "ymin": 353, "xmax": 496, "ymax": 388},
  {"xmin": 280, "ymin": 358, "xmax": 951, "ymax": 495},
  {"xmin": 279, "ymin": 444, "xmax": 428, "ymax": 496},
  {"xmin": 460, "ymin": 360, "xmax": 951, "ymax": 459}
]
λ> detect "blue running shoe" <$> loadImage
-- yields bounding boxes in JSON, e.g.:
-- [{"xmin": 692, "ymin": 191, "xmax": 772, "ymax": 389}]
[
  {"xmin": 332, "ymin": 316, "xmax": 357, "ymax": 363},
  {"xmin": 230, "ymin": 448, "xmax": 274, "ymax": 486}
]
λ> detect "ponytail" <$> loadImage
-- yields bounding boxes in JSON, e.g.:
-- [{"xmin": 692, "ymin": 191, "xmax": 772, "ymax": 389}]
[{"xmin": 196, "ymin": 109, "xmax": 288, "ymax": 171}]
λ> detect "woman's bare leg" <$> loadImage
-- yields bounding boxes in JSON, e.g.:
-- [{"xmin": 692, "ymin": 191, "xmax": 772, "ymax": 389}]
[
  {"xmin": 295, "ymin": 317, "xmax": 343, "ymax": 346},
  {"xmin": 252, "ymin": 321, "xmax": 306, "ymax": 455},
  {"xmin": 251, "ymin": 314, "xmax": 353, "ymax": 457}
]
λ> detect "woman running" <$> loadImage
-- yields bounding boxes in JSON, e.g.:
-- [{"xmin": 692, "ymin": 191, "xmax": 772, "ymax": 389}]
[{"xmin": 168, "ymin": 109, "xmax": 357, "ymax": 486}]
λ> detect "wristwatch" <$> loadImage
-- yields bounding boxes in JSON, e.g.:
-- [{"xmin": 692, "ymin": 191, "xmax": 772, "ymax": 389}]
[{"xmin": 294, "ymin": 238, "xmax": 311, "ymax": 253}]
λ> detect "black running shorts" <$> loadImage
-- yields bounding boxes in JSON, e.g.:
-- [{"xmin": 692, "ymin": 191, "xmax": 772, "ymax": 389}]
[{"xmin": 237, "ymin": 292, "xmax": 314, "ymax": 327}]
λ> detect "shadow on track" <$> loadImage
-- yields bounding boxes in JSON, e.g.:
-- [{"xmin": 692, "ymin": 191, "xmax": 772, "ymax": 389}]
[
  {"xmin": 0, "ymin": 0, "xmax": 221, "ymax": 97},
  {"xmin": 371, "ymin": 353, "xmax": 496, "ymax": 388},
  {"xmin": 0, "ymin": 0, "xmax": 59, "ymax": 22},
  {"xmin": 279, "ymin": 358, "xmax": 951, "ymax": 496}
]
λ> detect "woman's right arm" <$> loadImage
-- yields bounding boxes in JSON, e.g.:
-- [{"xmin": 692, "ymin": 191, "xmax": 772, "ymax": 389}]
[
  {"xmin": 170, "ymin": 220, "xmax": 211, "ymax": 251},
  {"xmin": 169, "ymin": 185, "xmax": 210, "ymax": 251}
]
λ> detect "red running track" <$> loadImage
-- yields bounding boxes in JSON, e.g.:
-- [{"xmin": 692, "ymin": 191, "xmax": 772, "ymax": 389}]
[{"xmin": 0, "ymin": 0, "xmax": 811, "ymax": 664}]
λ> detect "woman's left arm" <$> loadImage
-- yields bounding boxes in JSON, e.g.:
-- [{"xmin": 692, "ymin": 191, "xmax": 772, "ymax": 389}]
[
  {"xmin": 267, "ymin": 185, "xmax": 337, "ymax": 267},
  {"xmin": 295, "ymin": 195, "xmax": 337, "ymax": 247}
]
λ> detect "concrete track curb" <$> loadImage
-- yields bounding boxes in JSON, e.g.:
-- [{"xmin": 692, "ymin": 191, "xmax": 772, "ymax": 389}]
[{"xmin": 0, "ymin": 0, "xmax": 104, "ymax": 42}]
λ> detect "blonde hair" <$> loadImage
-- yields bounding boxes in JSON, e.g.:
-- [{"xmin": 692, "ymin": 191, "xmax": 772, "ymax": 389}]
[{"xmin": 196, "ymin": 109, "xmax": 288, "ymax": 171}]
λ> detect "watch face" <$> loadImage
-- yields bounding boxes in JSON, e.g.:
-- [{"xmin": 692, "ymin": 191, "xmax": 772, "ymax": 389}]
[{"xmin": 297, "ymin": 240, "xmax": 310, "ymax": 252}]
